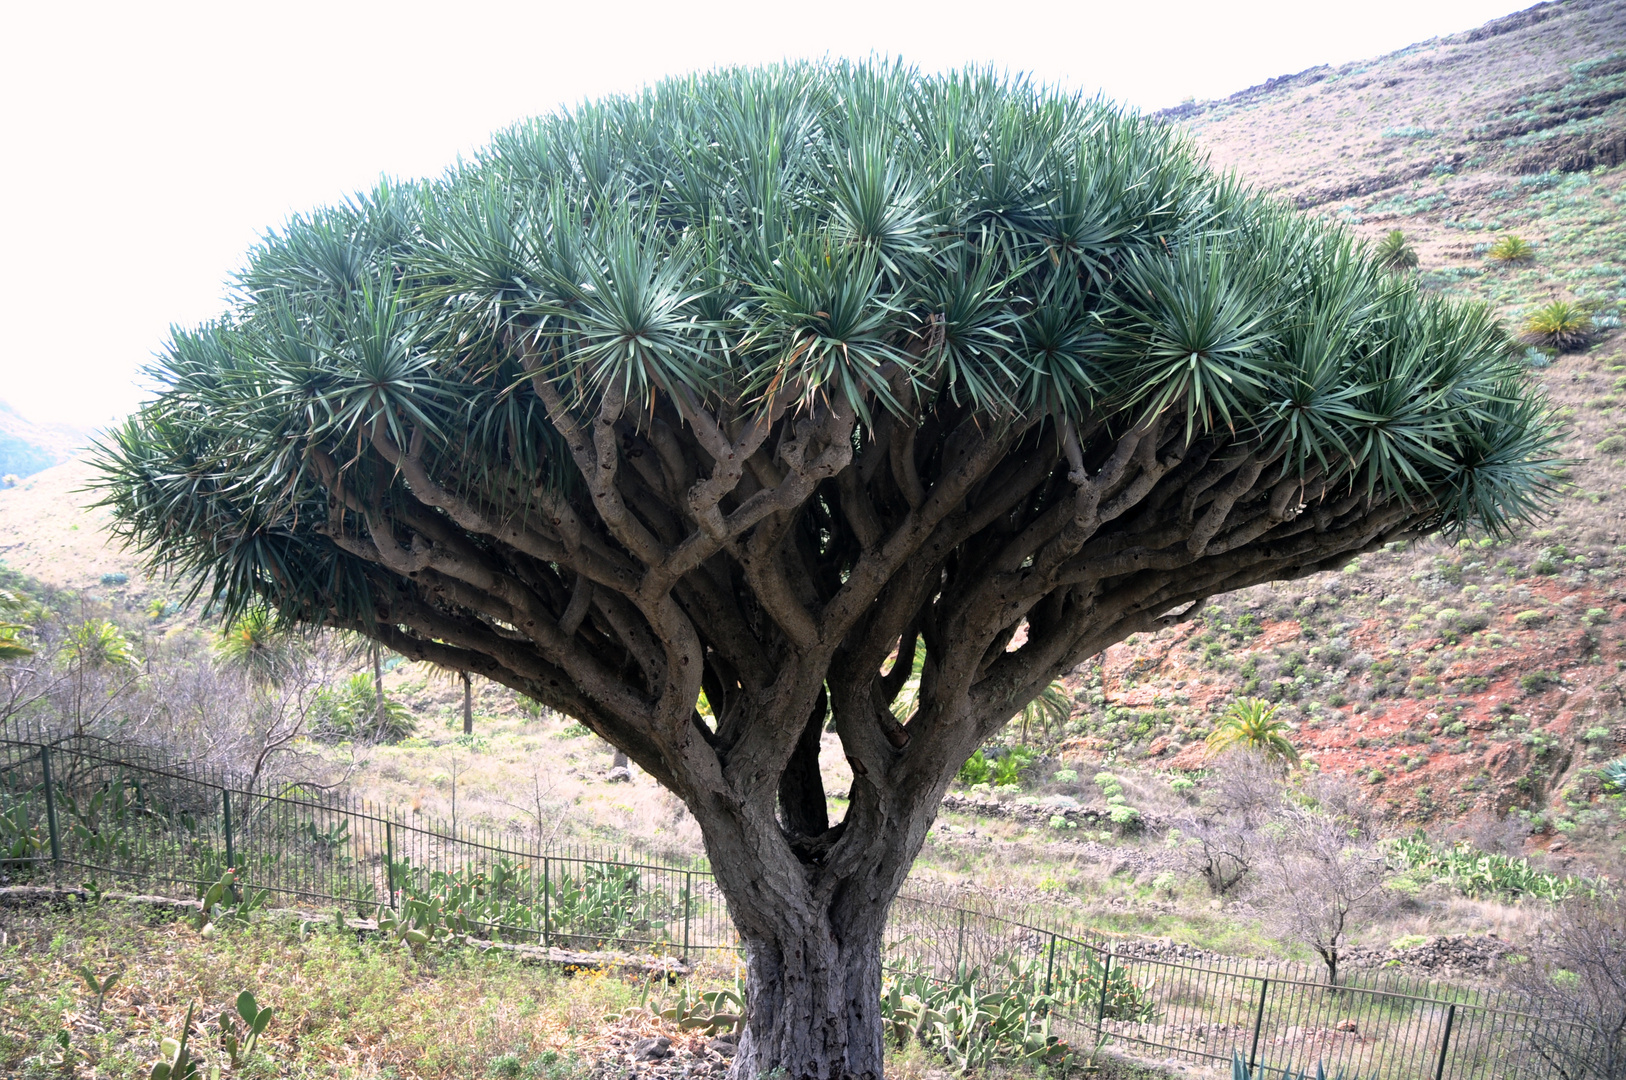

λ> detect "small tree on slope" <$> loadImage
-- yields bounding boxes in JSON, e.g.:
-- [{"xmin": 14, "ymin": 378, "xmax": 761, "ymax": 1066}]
[{"xmin": 94, "ymin": 63, "xmax": 1558, "ymax": 1080}]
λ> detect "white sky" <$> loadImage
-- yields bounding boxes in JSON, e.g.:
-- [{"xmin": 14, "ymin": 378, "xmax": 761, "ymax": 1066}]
[{"xmin": 1, "ymin": 0, "xmax": 1530, "ymax": 429}]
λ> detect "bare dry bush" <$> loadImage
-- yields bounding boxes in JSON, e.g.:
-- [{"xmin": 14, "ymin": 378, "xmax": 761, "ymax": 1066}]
[
  {"xmin": 1252, "ymin": 773, "xmax": 1394, "ymax": 985},
  {"xmin": 0, "ymin": 587, "xmax": 350, "ymax": 791},
  {"xmin": 1445, "ymin": 810, "xmax": 1534, "ymax": 856},
  {"xmin": 1507, "ymin": 890, "xmax": 1626, "ymax": 1079},
  {"xmin": 1174, "ymin": 751, "xmax": 1282, "ymax": 896}
]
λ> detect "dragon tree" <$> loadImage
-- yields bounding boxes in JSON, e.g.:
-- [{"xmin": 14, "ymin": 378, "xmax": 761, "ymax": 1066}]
[{"xmin": 96, "ymin": 62, "xmax": 1556, "ymax": 1080}]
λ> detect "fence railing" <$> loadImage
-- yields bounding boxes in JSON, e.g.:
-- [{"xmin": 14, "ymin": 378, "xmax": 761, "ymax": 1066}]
[
  {"xmin": 0, "ymin": 736, "xmax": 1581, "ymax": 1079},
  {"xmin": 0, "ymin": 735, "xmax": 729, "ymax": 957},
  {"xmin": 884, "ymin": 892, "xmax": 1588, "ymax": 1080}
]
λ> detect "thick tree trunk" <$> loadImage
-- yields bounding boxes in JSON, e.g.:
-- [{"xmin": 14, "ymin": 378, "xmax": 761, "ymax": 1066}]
[
  {"xmin": 729, "ymin": 879, "xmax": 893, "ymax": 1080},
  {"xmin": 688, "ymin": 688, "xmax": 946, "ymax": 1080}
]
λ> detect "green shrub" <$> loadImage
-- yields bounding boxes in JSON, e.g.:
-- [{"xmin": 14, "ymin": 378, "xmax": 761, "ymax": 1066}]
[
  {"xmin": 1525, "ymin": 300, "xmax": 1591, "ymax": 352},
  {"xmin": 1583, "ymin": 607, "xmax": 1610, "ymax": 626},
  {"xmin": 1596, "ymin": 435, "xmax": 1626, "ymax": 455},
  {"xmin": 1407, "ymin": 675, "xmax": 1439, "ymax": 696},
  {"xmin": 1376, "ymin": 230, "xmax": 1419, "ymax": 270},
  {"xmin": 1521, "ymin": 671, "xmax": 1559, "ymax": 694},
  {"xmin": 62, "ymin": 619, "xmax": 137, "ymax": 670},
  {"xmin": 957, "ymin": 750, "xmax": 993, "ymax": 786},
  {"xmin": 1514, "ymin": 609, "xmax": 1550, "ymax": 628},
  {"xmin": 311, "ymin": 674, "xmax": 416, "ymax": 743},
  {"xmin": 1489, "ymin": 235, "xmax": 1535, "ymax": 263},
  {"xmin": 991, "ymin": 747, "xmax": 1036, "ymax": 786},
  {"xmin": 1438, "ymin": 608, "xmax": 1489, "ymax": 634}
]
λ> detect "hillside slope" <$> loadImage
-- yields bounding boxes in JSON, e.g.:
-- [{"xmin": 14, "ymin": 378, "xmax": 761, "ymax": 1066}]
[
  {"xmin": 0, "ymin": 458, "xmax": 157, "ymax": 607},
  {"xmin": 1071, "ymin": 0, "xmax": 1626, "ymax": 870}
]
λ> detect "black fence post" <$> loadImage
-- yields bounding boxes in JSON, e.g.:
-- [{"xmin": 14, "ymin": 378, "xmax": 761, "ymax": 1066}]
[
  {"xmin": 1247, "ymin": 978, "xmax": 1270, "ymax": 1075},
  {"xmin": 954, "ymin": 908, "xmax": 966, "ymax": 974},
  {"xmin": 384, "ymin": 821, "xmax": 395, "ymax": 909},
  {"xmin": 221, "ymin": 789, "xmax": 234, "ymax": 870},
  {"xmin": 682, "ymin": 870, "xmax": 692, "ymax": 963},
  {"xmin": 39, "ymin": 745, "xmax": 61, "ymax": 873},
  {"xmin": 1044, "ymin": 933, "xmax": 1057, "ymax": 997},
  {"xmin": 1434, "ymin": 1003, "xmax": 1457, "ymax": 1080},
  {"xmin": 1095, "ymin": 950, "xmax": 1114, "ymax": 1044},
  {"xmin": 542, "ymin": 856, "xmax": 551, "ymax": 948}
]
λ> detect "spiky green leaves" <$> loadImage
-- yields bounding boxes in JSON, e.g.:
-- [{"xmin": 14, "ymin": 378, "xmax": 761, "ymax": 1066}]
[
  {"xmin": 94, "ymin": 61, "xmax": 1557, "ymax": 629},
  {"xmin": 1111, "ymin": 242, "xmax": 1277, "ymax": 438}
]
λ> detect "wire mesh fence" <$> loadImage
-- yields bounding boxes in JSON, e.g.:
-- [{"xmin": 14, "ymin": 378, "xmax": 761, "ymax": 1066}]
[{"xmin": 0, "ymin": 735, "xmax": 1586, "ymax": 1077}]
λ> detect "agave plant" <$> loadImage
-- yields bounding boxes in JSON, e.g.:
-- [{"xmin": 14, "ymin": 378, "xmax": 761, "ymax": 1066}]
[
  {"xmin": 1602, "ymin": 758, "xmax": 1626, "ymax": 795},
  {"xmin": 1524, "ymin": 299, "xmax": 1591, "ymax": 352},
  {"xmin": 1489, "ymin": 235, "xmax": 1535, "ymax": 263},
  {"xmin": 1206, "ymin": 697, "xmax": 1299, "ymax": 766},
  {"xmin": 1374, "ymin": 230, "xmax": 1418, "ymax": 271}
]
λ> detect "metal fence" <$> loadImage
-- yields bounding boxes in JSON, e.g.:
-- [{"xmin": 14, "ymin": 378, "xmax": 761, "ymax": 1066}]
[
  {"xmin": 885, "ymin": 893, "xmax": 1588, "ymax": 1080},
  {"xmin": 0, "ymin": 735, "xmax": 1584, "ymax": 1078},
  {"xmin": 0, "ymin": 736, "xmax": 729, "ymax": 957}
]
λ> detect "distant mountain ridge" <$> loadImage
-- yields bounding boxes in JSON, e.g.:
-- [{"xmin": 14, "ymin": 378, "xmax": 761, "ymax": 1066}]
[{"xmin": 0, "ymin": 401, "xmax": 91, "ymax": 482}]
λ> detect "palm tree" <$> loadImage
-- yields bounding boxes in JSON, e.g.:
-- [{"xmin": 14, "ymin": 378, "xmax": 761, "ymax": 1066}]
[
  {"xmin": 1018, "ymin": 683, "xmax": 1072, "ymax": 745},
  {"xmin": 421, "ymin": 661, "xmax": 476, "ymax": 735},
  {"xmin": 61, "ymin": 619, "xmax": 136, "ymax": 671},
  {"xmin": 1206, "ymin": 697, "xmax": 1300, "ymax": 767},
  {"xmin": 1375, "ymin": 230, "xmax": 1418, "ymax": 271},
  {"xmin": 0, "ymin": 589, "xmax": 33, "ymax": 660},
  {"xmin": 214, "ymin": 604, "xmax": 301, "ymax": 684}
]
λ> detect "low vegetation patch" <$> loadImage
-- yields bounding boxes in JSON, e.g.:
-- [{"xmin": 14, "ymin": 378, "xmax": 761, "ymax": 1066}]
[
  {"xmin": 1523, "ymin": 299, "xmax": 1592, "ymax": 352},
  {"xmin": 0, "ymin": 901, "xmax": 646, "ymax": 1079}
]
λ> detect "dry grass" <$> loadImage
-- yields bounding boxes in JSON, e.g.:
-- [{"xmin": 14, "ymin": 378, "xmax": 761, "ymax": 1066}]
[{"xmin": 0, "ymin": 902, "xmax": 649, "ymax": 1078}]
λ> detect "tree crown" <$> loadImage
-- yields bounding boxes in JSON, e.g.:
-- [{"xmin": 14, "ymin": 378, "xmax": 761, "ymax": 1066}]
[{"xmin": 96, "ymin": 62, "xmax": 1556, "ymax": 766}]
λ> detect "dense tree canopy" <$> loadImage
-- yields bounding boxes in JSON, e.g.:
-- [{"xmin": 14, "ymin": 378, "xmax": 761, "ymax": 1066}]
[{"xmin": 96, "ymin": 62, "xmax": 1557, "ymax": 1080}]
